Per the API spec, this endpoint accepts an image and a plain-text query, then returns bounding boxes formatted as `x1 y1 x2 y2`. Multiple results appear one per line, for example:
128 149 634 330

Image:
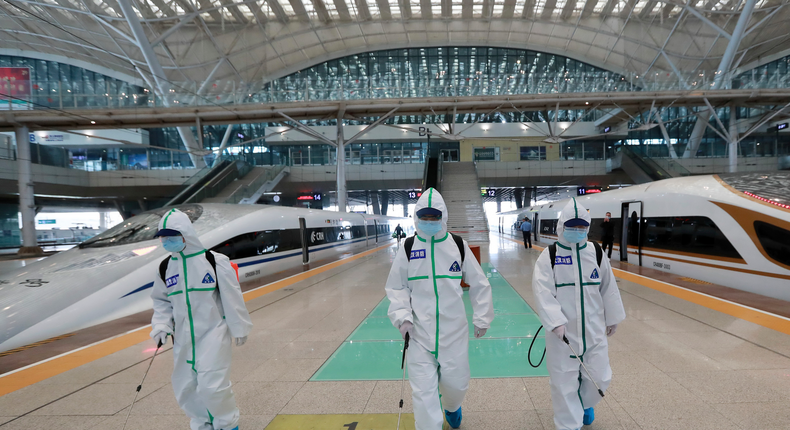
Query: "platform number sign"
408 190 421 199
481 188 496 197
777 123 788 131
313 193 322 201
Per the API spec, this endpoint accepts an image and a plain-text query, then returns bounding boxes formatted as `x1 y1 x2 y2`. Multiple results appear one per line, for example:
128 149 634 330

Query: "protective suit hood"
158 209 204 254
557 198 592 246
413 188 448 238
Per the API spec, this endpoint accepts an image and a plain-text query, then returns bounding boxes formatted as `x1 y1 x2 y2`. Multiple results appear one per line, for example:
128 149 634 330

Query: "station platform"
2 234 790 429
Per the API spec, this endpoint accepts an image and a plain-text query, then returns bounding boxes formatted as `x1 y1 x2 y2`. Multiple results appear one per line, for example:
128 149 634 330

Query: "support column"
213 124 235 167
402 194 409 217
99 211 108 230
117 0 205 169
729 103 739 173
336 111 347 212
15 125 42 256
514 188 523 209
381 190 389 215
371 192 381 215
683 0 757 158
496 193 502 213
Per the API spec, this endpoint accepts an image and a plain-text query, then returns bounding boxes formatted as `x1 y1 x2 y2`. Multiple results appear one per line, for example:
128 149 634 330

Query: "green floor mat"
311 262 548 381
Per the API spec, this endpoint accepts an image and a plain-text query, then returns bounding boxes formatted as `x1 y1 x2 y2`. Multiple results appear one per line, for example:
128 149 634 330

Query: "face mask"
418 220 443 237
563 228 587 244
162 236 186 253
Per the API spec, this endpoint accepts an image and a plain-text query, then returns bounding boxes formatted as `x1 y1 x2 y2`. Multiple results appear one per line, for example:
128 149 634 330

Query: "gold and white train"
495 172 790 302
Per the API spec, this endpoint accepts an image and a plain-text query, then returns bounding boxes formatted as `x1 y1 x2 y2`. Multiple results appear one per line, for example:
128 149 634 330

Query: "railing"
620 147 673 181
224 165 286 204
4 71 788 111
166 155 246 205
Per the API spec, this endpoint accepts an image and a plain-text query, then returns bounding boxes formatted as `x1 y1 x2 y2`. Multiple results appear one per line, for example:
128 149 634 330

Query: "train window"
643 216 741 259
754 221 790 266
590 218 621 243
80 204 202 248
540 219 558 236
211 229 299 259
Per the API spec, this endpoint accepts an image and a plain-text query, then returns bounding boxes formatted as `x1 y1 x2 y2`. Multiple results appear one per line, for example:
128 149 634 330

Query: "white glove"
606 324 618 337
399 321 413 340
150 329 169 347
474 326 487 338
552 325 566 341
235 336 248 347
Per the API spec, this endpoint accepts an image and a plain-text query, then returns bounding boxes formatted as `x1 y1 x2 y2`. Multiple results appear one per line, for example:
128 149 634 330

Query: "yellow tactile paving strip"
503 236 790 336
0 243 394 398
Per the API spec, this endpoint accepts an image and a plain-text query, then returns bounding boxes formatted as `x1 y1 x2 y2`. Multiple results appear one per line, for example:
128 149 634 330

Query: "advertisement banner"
0 67 31 101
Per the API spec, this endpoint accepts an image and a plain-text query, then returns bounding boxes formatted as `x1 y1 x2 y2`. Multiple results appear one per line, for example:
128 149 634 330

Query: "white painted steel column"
15 125 41 256
729 103 739 173
336 141 347 212
117 0 206 169
683 0 757 158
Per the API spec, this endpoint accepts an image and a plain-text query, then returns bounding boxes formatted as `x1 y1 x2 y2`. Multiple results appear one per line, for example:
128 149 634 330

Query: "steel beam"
213 124 235 166
684 0 756 158
150 11 200 46
116 0 205 168
6 89 790 132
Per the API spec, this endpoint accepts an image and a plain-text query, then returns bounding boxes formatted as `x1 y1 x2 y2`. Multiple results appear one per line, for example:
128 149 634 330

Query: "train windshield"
719 172 790 205
80 205 203 248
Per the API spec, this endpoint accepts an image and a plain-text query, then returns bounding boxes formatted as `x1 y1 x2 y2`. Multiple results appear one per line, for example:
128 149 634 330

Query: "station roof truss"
1 0 789 91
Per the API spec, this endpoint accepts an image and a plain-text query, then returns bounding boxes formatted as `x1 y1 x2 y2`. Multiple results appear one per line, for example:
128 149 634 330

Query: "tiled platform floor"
2 233 790 429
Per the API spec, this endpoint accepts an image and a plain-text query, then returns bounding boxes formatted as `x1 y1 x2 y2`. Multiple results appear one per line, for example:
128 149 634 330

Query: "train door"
619 201 643 265
374 220 379 243
299 217 309 264
533 213 539 242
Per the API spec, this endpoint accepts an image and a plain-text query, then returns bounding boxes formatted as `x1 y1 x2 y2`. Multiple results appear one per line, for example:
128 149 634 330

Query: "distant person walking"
600 212 615 258
520 218 532 249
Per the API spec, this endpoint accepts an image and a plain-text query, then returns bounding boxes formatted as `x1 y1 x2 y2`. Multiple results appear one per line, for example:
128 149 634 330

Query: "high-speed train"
494 172 790 302
0 204 411 353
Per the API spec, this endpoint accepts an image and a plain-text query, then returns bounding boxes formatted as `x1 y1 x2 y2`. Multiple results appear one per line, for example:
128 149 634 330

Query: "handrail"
224 164 286 204
620 147 671 181
165 155 247 206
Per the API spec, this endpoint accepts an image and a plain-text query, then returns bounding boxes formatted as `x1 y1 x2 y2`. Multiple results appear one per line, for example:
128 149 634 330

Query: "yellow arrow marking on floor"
265 414 418 430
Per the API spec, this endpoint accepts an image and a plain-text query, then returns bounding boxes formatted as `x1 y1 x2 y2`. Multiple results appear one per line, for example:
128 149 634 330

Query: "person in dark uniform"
395 223 405 246
520 217 532 249
600 212 615 258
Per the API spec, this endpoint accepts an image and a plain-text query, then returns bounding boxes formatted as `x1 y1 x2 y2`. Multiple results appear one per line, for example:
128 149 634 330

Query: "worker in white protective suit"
532 198 626 430
150 208 253 430
385 188 494 430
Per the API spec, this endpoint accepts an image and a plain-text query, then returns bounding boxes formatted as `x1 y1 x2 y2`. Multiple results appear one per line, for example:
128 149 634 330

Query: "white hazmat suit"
532 199 626 430
385 188 495 430
150 209 253 430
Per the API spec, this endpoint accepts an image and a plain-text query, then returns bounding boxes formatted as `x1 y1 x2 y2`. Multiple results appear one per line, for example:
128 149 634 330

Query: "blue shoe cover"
583 407 594 425
444 407 462 429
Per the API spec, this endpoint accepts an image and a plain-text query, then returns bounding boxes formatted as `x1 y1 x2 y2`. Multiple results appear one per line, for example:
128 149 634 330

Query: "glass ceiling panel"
387 0 400 17
366 0 380 17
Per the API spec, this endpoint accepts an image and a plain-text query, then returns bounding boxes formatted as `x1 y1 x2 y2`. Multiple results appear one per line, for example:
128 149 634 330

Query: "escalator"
165 155 251 206
617 147 674 184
